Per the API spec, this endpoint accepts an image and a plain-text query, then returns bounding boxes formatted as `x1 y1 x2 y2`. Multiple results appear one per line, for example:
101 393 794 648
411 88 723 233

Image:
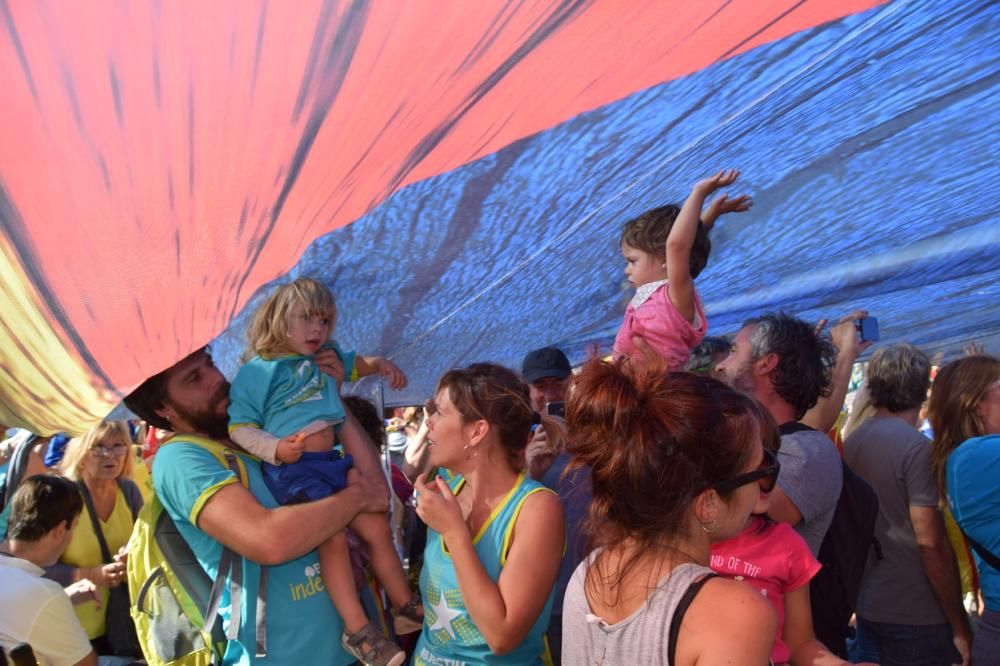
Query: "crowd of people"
1 170 998 666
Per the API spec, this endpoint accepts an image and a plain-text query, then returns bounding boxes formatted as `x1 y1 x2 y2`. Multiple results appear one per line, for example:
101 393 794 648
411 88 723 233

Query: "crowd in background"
1 170 999 666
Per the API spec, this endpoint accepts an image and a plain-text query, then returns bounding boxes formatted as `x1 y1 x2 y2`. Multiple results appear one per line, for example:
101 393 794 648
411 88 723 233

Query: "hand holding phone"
545 401 565 419
856 317 879 342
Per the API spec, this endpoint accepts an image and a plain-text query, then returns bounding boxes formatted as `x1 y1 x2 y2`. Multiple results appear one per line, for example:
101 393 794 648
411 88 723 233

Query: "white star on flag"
428 592 463 640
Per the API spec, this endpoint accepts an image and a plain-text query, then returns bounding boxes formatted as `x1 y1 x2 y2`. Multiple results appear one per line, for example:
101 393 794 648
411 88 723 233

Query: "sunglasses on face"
710 448 780 494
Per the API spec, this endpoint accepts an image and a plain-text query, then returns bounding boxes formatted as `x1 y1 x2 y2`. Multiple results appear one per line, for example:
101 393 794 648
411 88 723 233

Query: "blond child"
228 277 419 666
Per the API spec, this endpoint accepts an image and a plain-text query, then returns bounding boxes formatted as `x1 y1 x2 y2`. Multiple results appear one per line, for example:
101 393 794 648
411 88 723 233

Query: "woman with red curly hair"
561 360 778 664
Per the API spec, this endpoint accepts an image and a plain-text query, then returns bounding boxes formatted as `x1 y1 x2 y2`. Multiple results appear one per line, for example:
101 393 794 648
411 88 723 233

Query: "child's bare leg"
319 531 370 633
351 512 415 609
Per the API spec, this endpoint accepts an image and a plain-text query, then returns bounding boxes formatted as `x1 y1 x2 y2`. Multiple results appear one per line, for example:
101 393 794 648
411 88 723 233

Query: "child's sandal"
392 591 424 635
341 623 405 666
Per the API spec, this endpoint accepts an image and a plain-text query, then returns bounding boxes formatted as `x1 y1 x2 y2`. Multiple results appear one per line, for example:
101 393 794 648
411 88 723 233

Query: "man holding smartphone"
521 346 572 414
520 346 589 665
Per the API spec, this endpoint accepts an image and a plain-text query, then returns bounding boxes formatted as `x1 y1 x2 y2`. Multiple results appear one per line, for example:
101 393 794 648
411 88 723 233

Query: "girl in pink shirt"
613 169 750 369
711 478 875 666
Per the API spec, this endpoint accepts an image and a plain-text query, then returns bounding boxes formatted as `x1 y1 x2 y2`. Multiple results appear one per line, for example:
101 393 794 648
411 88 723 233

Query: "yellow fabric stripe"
228 422 260 433
473 473 527 546
439 473 528 557
0 237 117 435
189 477 238 525
500 486 556 566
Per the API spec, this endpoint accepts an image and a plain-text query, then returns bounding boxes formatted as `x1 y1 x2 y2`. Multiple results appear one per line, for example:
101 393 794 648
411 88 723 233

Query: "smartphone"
856 317 879 342
545 401 566 418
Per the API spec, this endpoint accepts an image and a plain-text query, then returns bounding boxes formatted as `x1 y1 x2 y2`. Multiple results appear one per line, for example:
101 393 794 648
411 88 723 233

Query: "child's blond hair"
245 277 336 360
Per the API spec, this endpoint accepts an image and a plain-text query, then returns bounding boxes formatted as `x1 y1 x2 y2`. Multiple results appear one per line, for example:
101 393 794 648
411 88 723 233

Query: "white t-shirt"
0 553 92 666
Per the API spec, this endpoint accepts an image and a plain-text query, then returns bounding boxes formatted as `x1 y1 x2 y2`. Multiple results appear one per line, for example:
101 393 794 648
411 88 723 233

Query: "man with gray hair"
716 311 842 554
844 344 972 665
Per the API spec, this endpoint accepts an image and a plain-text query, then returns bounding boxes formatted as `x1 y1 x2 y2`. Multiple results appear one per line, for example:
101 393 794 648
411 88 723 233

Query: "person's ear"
693 488 720 526
755 352 779 377
467 419 490 447
50 519 71 542
154 404 177 427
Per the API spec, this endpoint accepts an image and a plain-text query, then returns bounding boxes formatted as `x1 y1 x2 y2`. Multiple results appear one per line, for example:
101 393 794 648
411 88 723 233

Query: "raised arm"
701 190 752 230
356 355 408 390
402 417 433 483
802 310 872 433
668 169 740 321
416 478 565 655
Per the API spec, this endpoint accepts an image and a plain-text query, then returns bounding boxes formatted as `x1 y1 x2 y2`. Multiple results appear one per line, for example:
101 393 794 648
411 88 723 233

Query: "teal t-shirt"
152 438 353 665
415 473 557 665
228 343 356 439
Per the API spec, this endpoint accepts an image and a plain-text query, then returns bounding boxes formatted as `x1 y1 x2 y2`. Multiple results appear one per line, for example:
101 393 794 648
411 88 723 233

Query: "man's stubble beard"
170 382 232 440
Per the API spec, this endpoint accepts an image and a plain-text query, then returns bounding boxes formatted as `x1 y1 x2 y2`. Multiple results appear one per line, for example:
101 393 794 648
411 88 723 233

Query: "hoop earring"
701 519 718 534
463 443 479 460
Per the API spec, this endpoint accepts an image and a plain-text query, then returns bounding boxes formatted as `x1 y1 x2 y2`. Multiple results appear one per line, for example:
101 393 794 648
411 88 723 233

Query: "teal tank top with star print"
414 472 558 666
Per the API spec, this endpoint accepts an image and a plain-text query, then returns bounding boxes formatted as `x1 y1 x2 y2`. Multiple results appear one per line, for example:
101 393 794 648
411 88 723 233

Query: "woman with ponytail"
413 363 565 665
561 359 777 665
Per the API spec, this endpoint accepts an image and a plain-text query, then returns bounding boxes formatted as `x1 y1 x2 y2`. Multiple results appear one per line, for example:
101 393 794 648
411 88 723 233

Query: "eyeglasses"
93 443 129 457
710 448 780 494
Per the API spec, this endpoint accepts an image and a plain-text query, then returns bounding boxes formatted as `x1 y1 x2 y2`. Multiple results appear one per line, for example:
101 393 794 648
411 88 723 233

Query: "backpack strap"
117 478 143 522
161 438 268 658
779 421 816 436
667 573 718 665
1 434 37 512
963 531 1000 572
76 481 115 565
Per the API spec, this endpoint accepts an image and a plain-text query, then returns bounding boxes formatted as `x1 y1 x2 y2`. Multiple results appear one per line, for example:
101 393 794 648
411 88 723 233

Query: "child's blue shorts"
262 450 354 505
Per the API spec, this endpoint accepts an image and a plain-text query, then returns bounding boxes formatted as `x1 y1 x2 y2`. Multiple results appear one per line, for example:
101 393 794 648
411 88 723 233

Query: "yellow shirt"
131 454 153 503
60 487 135 639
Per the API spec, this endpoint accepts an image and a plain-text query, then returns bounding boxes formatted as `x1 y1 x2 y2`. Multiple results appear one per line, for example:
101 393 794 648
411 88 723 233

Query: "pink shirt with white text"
710 516 821 664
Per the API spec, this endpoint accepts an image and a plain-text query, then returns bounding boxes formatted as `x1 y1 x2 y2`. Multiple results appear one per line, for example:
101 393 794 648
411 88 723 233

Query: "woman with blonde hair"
46 419 143 657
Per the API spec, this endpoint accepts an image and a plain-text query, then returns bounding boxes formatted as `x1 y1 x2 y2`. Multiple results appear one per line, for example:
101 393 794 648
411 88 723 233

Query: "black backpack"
779 422 881 659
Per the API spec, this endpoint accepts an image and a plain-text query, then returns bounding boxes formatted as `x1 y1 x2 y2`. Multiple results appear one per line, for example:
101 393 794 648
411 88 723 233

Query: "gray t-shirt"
777 429 843 555
562 557 713 665
844 416 944 625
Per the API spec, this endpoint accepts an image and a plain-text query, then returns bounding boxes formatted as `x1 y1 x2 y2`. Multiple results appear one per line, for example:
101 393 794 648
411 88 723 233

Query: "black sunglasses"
710 448 780 494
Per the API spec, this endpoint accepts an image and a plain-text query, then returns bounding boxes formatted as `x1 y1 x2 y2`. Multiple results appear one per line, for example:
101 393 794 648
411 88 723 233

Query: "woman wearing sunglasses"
561 362 778 665
710 448 872 666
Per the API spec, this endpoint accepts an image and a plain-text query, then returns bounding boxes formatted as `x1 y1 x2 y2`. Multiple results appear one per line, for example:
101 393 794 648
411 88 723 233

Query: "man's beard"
721 360 755 394
170 382 231 440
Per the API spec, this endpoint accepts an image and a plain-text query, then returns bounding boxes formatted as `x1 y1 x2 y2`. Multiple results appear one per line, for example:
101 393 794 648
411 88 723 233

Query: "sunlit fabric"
1 0 997 432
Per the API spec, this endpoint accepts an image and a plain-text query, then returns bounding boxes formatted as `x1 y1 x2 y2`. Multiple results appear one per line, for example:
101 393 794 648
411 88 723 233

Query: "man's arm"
910 505 973 665
196 469 387 565
767 485 803 527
